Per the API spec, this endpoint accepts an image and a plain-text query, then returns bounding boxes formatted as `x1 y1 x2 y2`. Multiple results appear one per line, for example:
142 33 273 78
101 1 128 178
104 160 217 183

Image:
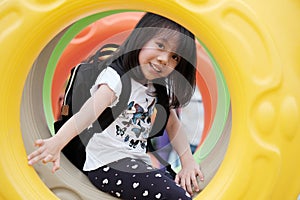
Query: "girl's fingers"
176 168 204 195
184 177 193 195
179 177 187 192
175 174 180 184
52 158 60 173
192 168 205 193
198 168 204 181
42 154 53 164
34 139 44 147
176 173 193 194
28 151 44 165
28 149 41 163
191 174 200 192
28 140 46 165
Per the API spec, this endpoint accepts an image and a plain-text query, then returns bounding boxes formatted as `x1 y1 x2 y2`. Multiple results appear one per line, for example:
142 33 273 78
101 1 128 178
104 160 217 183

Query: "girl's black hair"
102 12 197 108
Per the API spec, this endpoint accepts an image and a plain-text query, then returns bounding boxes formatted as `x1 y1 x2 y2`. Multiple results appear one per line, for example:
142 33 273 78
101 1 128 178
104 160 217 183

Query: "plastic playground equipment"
0 0 299 199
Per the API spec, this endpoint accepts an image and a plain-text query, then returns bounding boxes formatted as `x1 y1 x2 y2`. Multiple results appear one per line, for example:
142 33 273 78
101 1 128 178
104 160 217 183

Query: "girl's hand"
27 138 61 173
175 158 204 195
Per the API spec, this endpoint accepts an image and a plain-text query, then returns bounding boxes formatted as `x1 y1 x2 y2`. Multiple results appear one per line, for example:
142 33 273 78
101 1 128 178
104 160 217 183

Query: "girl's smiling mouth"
150 63 162 73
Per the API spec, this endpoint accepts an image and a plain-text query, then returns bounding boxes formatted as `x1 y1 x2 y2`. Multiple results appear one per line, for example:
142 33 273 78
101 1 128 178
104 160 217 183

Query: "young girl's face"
138 34 181 80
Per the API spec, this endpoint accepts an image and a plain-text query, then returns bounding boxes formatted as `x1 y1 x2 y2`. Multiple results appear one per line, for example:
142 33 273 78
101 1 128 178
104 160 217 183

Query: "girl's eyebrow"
156 37 168 43
156 37 178 52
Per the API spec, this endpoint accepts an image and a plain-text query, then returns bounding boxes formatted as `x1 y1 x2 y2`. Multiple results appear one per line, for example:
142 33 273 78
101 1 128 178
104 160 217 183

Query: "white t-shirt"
83 67 156 171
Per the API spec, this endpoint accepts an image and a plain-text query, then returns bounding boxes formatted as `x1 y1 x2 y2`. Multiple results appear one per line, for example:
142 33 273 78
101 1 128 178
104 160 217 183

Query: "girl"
28 12 204 199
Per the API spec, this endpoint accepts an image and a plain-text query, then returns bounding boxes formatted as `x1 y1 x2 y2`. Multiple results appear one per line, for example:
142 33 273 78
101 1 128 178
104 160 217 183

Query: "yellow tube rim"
0 1 300 199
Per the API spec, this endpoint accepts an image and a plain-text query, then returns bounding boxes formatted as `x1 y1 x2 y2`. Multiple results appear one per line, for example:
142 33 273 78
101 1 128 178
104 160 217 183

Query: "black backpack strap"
96 58 131 131
148 82 170 139
146 81 176 179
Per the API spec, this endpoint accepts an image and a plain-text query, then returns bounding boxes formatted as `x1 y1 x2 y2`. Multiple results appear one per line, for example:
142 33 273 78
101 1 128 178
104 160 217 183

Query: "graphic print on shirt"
116 125 126 136
115 98 156 150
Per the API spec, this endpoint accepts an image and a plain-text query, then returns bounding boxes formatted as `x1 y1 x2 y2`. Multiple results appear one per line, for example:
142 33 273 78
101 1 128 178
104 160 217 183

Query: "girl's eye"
172 54 180 62
157 43 165 49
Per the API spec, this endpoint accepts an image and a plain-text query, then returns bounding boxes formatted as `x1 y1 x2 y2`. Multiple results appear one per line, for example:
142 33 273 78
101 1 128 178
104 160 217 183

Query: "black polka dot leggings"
87 157 192 200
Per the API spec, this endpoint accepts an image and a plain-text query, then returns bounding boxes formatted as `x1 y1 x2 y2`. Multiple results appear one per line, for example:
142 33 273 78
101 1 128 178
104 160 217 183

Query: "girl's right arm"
27 84 117 173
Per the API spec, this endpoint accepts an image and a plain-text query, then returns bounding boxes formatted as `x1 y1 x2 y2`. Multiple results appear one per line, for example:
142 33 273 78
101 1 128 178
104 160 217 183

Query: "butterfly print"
121 119 132 127
128 98 156 125
129 139 139 148
127 101 135 112
140 141 147 149
131 126 146 138
116 125 126 136
124 135 130 142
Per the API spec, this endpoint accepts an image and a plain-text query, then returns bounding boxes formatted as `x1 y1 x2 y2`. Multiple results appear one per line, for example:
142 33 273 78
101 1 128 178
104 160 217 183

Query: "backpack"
54 44 175 178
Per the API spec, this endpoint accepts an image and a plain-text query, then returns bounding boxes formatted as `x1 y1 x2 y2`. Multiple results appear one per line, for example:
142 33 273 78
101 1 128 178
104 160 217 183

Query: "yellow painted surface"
0 0 299 199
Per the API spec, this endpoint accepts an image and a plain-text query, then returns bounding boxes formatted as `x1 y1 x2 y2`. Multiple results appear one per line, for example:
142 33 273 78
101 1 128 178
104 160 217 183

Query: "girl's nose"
157 52 169 65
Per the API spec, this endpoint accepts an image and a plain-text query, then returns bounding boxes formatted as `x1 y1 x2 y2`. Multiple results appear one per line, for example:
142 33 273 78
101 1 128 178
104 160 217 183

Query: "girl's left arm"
166 109 204 195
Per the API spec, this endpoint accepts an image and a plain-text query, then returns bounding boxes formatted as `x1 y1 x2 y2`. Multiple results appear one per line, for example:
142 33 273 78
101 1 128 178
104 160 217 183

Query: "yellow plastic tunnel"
0 0 300 199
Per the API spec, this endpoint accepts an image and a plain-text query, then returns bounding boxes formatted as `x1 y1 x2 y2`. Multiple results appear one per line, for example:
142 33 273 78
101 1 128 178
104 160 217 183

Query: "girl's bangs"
155 28 195 59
